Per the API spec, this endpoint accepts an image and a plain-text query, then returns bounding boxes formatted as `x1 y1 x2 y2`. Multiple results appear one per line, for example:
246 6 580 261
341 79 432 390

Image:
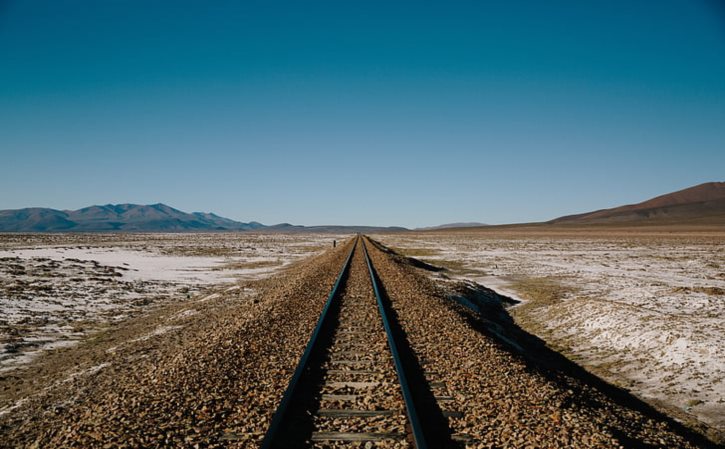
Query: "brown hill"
550 182 725 225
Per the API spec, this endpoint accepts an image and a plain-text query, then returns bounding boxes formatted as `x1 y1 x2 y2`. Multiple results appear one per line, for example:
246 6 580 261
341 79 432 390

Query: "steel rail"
361 237 430 449
260 236 358 449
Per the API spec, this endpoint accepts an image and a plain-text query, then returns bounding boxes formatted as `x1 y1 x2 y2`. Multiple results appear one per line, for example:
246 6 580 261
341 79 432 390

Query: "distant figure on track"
333 240 336 248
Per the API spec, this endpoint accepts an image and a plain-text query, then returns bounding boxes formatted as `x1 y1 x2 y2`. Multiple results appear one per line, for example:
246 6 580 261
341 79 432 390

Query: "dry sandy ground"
0 233 344 376
373 229 724 438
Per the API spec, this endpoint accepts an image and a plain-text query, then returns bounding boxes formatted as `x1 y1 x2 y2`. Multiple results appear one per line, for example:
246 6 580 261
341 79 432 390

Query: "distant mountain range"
416 222 488 231
2 182 723 232
0 204 264 232
415 182 725 232
549 182 725 225
0 203 407 233
264 224 408 233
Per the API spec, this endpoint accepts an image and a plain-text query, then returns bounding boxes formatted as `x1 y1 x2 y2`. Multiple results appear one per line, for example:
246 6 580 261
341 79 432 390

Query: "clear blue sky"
1 1 724 227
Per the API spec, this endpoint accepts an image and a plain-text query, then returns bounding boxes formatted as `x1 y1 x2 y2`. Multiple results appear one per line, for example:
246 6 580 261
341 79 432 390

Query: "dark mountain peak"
149 203 179 212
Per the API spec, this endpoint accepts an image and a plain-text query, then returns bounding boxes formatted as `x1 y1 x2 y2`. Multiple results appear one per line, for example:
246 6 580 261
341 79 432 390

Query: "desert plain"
0 227 722 446
374 226 724 440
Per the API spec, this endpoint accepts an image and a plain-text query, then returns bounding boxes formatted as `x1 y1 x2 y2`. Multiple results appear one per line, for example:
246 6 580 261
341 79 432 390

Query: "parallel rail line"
259 236 357 449
260 236 456 448
362 238 427 449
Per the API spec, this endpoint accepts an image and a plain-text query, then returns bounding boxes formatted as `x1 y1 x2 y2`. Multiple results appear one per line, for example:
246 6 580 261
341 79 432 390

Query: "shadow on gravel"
370 241 445 273
446 282 722 448
367 259 460 448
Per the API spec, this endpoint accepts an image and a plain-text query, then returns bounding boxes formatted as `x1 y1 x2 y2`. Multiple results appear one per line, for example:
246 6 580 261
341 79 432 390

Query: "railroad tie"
325 369 381 375
311 432 406 442
321 393 358 401
325 381 379 388
317 409 396 418
330 360 377 365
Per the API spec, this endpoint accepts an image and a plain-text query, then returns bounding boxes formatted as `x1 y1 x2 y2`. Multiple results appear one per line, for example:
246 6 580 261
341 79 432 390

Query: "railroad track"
261 236 458 448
